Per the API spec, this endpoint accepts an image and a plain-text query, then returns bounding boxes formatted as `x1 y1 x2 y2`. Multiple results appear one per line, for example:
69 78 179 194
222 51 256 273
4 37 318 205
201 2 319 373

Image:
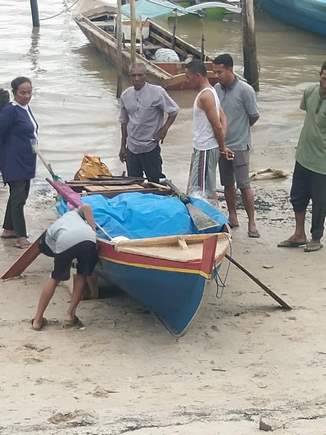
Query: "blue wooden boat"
50 178 231 336
96 231 230 336
259 0 326 37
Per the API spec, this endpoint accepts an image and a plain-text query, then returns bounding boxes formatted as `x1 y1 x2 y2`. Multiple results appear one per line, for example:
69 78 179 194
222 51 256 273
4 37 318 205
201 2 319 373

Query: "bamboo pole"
30 0 40 27
200 17 205 62
242 0 259 91
130 0 137 66
116 0 123 98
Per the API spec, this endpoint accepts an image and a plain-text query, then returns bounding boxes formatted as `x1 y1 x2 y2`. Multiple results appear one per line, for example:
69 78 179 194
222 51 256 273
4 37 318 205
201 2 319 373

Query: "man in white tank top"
185 60 234 205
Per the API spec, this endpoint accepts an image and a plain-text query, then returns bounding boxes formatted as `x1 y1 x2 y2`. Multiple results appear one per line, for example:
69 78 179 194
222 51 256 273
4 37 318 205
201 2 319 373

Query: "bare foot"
283 234 307 243
228 213 239 228
248 222 260 238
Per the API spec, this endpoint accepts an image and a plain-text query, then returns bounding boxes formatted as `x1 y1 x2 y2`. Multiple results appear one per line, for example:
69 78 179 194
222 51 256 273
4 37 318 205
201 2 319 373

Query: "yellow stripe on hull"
99 255 212 280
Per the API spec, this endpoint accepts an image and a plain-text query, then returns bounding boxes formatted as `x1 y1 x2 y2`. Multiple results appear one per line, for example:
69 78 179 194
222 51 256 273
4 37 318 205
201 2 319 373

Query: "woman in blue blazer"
0 77 38 249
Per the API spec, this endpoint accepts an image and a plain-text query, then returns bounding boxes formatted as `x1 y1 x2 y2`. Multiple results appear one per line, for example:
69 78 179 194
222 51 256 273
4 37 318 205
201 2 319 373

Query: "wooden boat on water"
258 0 326 38
57 178 231 336
74 5 219 90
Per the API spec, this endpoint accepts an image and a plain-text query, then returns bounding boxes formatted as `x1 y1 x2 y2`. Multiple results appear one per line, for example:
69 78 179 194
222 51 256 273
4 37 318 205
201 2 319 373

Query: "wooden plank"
1 234 42 279
84 183 144 192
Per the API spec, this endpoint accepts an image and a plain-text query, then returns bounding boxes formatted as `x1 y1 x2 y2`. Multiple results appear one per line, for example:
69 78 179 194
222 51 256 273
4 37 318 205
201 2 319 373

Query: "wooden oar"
1 234 43 279
164 180 218 231
225 253 292 310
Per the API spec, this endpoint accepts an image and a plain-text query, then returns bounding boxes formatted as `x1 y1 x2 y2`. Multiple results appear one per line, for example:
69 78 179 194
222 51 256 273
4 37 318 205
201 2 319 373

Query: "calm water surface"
0 0 325 187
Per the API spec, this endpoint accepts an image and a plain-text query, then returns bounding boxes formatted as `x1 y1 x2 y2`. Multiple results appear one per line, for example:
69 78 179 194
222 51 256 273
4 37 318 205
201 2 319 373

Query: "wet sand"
1 1 326 433
1 178 326 435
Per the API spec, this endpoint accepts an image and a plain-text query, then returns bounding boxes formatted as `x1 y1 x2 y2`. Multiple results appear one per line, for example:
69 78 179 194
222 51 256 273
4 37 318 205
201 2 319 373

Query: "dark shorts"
40 237 98 281
126 145 163 182
219 149 250 189
290 161 326 212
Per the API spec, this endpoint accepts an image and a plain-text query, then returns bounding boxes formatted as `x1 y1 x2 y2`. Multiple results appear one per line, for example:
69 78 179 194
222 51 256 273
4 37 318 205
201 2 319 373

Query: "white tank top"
193 87 221 151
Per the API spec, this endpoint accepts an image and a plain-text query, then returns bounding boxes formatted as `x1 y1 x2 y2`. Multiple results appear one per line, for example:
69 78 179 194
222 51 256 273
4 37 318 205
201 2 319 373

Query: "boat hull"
96 234 227 336
74 11 219 90
259 0 326 37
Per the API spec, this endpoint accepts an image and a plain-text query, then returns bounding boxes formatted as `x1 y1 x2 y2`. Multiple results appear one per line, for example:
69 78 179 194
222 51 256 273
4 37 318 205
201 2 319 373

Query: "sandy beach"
1 178 326 435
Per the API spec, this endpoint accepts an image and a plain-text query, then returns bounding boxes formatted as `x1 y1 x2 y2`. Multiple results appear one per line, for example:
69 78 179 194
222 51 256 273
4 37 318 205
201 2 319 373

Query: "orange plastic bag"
74 154 113 180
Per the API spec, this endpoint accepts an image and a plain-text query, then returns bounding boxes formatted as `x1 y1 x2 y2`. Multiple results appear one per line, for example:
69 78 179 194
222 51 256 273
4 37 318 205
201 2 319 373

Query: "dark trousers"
126 145 163 183
290 162 326 240
3 180 30 237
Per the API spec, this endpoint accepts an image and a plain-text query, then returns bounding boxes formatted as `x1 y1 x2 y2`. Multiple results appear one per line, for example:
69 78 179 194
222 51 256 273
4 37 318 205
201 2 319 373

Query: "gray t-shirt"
214 78 259 151
119 82 179 154
45 210 96 254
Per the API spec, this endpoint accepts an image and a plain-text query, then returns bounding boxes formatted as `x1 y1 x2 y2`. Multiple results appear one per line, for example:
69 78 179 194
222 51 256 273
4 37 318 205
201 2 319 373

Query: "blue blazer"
0 102 38 182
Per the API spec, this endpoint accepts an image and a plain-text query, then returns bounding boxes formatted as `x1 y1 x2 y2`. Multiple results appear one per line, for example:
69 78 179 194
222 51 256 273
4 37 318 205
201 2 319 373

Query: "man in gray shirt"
213 54 260 238
119 63 179 182
32 205 97 331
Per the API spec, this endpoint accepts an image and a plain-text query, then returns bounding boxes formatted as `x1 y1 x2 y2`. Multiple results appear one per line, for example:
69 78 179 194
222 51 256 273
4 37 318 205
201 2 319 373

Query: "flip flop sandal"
15 240 31 249
63 316 84 329
304 241 323 252
31 317 48 331
277 240 306 248
248 230 261 238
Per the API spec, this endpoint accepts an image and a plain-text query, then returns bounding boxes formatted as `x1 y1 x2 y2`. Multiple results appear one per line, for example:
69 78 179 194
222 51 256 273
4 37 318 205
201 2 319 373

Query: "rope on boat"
214 237 232 299
40 0 81 21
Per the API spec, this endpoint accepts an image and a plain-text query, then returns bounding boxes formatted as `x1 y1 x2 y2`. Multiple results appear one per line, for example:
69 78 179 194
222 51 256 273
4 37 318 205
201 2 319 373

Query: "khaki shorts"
187 148 219 198
219 149 250 189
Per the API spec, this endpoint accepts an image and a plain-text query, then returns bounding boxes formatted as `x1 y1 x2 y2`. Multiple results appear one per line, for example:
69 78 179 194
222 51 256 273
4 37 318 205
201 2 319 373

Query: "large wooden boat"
259 0 326 38
74 5 219 90
1 177 231 336
55 178 231 336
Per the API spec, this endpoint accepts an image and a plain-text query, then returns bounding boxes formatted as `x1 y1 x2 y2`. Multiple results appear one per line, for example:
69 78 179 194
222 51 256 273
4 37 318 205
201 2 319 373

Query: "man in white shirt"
119 63 179 182
185 60 233 205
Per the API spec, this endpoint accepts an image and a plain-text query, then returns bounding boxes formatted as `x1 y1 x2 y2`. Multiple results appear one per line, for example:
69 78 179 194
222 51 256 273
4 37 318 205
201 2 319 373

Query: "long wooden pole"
30 0 40 27
130 0 137 66
242 0 259 91
225 254 292 310
116 0 123 98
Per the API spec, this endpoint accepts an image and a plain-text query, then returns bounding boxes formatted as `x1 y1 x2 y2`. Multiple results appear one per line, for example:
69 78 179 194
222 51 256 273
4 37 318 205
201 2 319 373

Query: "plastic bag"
74 154 112 180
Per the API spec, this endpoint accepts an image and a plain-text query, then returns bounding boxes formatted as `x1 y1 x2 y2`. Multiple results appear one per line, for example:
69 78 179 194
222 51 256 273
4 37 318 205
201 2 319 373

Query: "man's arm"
119 97 129 162
153 89 179 143
119 123 128 162
79 205 96 231
243 85 260 127
199 91 234 160
153 111 177 143
249 114 259 127
219 106 228 136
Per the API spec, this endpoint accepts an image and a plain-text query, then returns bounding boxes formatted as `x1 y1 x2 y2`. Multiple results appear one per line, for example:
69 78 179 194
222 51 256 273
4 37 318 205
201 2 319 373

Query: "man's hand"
119 146 127 163
220 147 235 160
153 126 168 144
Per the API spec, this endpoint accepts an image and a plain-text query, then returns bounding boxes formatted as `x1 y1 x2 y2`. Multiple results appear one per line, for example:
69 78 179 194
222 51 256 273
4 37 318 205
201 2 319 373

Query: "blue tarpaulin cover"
57 193 228 240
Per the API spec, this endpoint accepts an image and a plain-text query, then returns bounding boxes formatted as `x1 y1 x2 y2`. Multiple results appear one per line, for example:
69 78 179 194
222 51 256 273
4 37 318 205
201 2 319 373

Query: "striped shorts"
187 148 219 198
